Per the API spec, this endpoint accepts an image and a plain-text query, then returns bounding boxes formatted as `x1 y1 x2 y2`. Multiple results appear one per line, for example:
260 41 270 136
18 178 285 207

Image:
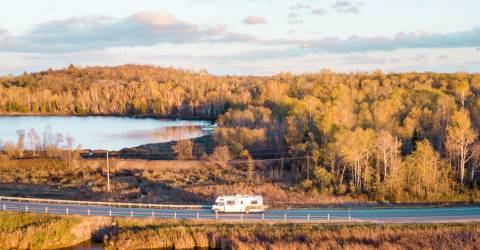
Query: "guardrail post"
196 212 199 220
45 207 48 213
328 213 330 221
262 213 265 221
240 213 243 221
66 207 69 215
130 210 133 217
215 211 218 220
25 206 28 212
348 208 351 222
88 209 90 216
284 213 286 221
307 214 310 221
174 212 177 219
109 210 112 217
3 204 5 211
152 211 154 218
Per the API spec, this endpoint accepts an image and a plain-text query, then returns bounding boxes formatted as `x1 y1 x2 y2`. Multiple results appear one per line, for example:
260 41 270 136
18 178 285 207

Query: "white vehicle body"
211 195 266 213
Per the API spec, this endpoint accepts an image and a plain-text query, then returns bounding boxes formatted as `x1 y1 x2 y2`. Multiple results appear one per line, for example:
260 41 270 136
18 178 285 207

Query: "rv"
211 195 266 213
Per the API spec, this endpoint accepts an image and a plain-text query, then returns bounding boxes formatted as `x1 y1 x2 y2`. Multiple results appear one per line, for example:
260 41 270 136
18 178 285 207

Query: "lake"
0 116 212 150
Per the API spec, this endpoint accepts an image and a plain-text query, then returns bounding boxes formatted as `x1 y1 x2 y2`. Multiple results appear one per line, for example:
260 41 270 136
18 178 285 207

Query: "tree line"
2 65 480 202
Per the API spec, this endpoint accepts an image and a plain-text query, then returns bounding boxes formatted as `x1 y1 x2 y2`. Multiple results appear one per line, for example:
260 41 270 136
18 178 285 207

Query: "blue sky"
0 0 479 75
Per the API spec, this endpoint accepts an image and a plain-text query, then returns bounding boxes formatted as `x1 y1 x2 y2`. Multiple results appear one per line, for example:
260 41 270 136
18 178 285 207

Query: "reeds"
105 219 480 250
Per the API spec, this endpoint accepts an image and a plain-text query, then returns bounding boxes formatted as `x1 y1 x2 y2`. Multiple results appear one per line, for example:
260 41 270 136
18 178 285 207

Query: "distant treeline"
2 65 480 202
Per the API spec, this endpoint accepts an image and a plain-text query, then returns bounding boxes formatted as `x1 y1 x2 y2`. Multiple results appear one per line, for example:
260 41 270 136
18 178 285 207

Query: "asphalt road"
1 200 480 223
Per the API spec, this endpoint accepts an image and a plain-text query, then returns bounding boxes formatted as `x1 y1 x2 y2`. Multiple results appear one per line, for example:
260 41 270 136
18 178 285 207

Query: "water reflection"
0 116 212 150
58 240 104 250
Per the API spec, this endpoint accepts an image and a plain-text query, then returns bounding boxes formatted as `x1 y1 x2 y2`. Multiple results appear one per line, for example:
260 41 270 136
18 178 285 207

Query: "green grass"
0 212 84 250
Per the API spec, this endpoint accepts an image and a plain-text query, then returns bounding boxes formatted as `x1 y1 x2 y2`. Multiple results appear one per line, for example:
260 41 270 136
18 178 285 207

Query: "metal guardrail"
0 203 359 223
0 196 211 209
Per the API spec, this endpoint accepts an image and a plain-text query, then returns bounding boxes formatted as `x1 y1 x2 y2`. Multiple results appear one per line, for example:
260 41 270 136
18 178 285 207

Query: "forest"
1 64 480 203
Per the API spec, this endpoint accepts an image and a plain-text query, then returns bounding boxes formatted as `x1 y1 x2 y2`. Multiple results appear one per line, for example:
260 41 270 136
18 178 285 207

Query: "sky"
0 0 479 75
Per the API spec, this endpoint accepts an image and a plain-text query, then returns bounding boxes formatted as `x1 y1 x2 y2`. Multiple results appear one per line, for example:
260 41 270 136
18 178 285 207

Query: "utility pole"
107 151 111 192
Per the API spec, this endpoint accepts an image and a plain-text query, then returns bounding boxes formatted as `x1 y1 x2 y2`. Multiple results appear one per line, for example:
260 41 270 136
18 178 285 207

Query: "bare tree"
28 128 40 156
16 130 25 158
469 143 480 184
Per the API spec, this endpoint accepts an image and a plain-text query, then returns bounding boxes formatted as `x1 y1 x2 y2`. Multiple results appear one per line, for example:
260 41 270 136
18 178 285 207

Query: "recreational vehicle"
211 195 266 213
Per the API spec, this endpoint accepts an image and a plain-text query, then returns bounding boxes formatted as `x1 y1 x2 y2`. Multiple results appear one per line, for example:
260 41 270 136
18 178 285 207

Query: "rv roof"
217 195 262 199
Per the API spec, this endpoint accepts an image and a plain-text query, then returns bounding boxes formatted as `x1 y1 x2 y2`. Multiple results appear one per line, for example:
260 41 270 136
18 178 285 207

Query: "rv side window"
251 200 258 205
226 200 235 205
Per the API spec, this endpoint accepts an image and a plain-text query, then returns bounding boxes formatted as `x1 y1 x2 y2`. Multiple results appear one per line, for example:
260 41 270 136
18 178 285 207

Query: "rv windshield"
216 202 224 206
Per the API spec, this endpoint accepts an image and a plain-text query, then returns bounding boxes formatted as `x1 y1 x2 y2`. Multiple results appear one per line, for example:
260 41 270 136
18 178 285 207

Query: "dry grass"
1 157 476 206
1 211 478 250
104 219 480 250
0 158 361 206
0 212 104 249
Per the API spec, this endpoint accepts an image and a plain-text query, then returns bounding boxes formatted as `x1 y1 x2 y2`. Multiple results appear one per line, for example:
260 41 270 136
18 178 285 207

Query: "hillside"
1 65 480 203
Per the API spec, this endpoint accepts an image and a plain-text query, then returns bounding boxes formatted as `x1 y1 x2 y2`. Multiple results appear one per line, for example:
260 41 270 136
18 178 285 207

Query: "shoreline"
0 112 219 122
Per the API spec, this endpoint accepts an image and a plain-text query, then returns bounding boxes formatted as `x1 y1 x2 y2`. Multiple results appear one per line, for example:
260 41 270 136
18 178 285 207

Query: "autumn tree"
446 109 476 185
172 139 194 160
452 80 470 107
336 128 375 191
239 149 255 181
404 140 452 200
2 141 16 157
210 145 231 168
375 130 401 182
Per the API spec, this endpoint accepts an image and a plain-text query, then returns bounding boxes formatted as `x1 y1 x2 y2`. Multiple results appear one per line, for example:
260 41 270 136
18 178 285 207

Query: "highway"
1 200 480 223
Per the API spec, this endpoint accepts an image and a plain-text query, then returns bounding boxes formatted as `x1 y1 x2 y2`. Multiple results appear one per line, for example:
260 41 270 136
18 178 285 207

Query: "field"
0 157 372 207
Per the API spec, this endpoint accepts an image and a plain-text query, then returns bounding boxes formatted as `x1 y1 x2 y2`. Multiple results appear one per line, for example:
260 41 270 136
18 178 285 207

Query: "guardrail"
0 202 359 223
0 196 211 210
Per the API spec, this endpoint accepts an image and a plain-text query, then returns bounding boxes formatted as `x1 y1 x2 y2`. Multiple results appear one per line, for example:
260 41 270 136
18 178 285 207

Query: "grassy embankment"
1 211 479 250
0 211 109 249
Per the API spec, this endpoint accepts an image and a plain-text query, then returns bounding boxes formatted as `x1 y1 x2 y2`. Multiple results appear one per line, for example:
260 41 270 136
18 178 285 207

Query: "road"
1 200 480 223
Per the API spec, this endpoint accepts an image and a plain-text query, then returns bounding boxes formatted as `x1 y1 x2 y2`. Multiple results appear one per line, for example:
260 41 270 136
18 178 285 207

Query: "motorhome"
211 195 266 213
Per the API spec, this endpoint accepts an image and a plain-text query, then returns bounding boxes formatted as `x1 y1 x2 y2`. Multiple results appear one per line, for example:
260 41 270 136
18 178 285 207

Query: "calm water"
0 116 212 150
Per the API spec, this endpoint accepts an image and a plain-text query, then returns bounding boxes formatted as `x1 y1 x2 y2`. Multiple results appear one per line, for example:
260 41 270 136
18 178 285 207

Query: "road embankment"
2 211 479 250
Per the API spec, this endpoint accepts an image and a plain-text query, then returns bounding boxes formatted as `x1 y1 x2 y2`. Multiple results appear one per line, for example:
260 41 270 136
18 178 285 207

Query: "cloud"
0 11 256 53
242 16 268 25
311 8 328 16
332 1 360 14
1 10 479 61
288 12 299 19
305 28 480 53
287 11 304 25
264 28 480 54
288 19 304 25
290 4 310 10
0 29 8 46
